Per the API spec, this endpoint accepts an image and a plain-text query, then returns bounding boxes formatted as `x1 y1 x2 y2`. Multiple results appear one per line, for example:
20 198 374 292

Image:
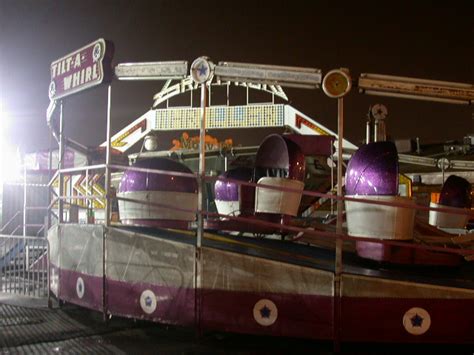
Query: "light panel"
359 73 474 104
115 61 188 80
215 62 322 89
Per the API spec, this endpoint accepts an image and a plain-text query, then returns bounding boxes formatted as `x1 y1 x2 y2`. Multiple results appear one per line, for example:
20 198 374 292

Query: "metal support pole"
195 82 207 335
197 83 206 247
47 127 53 230
103 84 112 321
23 164 27 236
334 97 344 351
58 101 64 223
105 85 112 227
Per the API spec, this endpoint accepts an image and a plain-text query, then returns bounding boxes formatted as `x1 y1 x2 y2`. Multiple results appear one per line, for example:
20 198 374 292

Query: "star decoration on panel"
253 299 278 326
190 57 213 84
260 305 271 319
140 289 158 315
410 313 424 327
198 64 208 77
403 307 431 335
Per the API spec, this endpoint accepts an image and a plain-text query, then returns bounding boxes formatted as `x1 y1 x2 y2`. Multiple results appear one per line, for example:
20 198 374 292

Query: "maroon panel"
107 279 195 326
201 289 333 340
283 134 335 156
342 297 474 343
59 268 103 311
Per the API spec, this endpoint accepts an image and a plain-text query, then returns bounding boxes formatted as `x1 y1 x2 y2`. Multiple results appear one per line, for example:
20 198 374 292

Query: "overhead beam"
114 61 188 80
215 62 322 89
358 73 474 104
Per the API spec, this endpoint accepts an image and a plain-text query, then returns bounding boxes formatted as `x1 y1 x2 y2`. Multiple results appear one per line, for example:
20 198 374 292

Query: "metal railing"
0 235 49 297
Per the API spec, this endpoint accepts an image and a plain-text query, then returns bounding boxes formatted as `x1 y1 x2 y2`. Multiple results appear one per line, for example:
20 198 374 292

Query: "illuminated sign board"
115 61 188 80
49 38 114 100
153 104 285 130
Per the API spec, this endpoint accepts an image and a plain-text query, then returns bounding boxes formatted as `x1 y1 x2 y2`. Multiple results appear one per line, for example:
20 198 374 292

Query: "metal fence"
0 235 48 297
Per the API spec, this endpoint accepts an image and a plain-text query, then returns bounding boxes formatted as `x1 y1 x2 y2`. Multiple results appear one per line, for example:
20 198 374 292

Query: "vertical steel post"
197 83 206 248
58 101 64 223
334 96 344 351
103 84 112 321
23 163 27 236
195 82 207 334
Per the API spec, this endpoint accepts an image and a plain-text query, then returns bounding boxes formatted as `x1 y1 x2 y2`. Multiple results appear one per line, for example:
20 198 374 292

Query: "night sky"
0 0 472 154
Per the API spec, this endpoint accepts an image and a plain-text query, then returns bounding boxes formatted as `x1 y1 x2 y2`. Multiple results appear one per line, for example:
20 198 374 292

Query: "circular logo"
76 277 85 299
437 157 451 170
322 69 352 98
403 307 431 335
92 43 102 62
48 81 56 99
140 289 157 314
190 57 213 84
253 299 278 326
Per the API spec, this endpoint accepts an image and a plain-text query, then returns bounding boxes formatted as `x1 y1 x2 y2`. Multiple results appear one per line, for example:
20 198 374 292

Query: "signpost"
47 38 115 320
49 38 114 100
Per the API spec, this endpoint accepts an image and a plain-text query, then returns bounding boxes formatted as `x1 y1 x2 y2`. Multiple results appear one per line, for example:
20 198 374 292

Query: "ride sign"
49 38 114 100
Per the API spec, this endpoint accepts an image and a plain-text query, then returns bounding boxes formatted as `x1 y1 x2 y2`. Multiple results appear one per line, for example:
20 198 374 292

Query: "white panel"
215 200 240 216
106 227 195 286
428 202 469 229
255 177 304 216
202 247 334 296
345 195 416 240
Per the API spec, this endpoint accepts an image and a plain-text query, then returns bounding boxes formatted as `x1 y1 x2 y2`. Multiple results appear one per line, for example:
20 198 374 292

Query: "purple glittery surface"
119 158 197 193
439 175 472 208
345 141 399 196
214 167 253 201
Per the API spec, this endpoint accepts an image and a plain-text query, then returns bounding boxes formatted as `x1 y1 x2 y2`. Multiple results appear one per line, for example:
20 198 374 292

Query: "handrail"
47 163 107 186
0 211 22 233
36 225 45 237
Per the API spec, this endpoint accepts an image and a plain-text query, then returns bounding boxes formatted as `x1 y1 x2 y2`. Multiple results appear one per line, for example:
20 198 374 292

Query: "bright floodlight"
0 112 22 183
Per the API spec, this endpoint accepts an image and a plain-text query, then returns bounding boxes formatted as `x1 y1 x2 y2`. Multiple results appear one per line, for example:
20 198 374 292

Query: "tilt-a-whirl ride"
46 39 474 345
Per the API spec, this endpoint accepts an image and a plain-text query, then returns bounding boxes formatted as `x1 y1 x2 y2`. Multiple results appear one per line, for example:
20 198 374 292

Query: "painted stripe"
342 274 474 299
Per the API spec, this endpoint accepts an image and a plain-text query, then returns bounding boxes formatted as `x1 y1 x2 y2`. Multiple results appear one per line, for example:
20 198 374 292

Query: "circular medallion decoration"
437 157 451 171
92 43 102 62
322 69 352 98
48 81 56 99
253 299 278 326
140 289 157 315
371 103 388 120
190 57 213 84
402 307 431 335
76 277 85 299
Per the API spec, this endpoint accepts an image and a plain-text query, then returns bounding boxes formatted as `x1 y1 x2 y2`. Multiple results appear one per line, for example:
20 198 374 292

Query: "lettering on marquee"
49 38 114 100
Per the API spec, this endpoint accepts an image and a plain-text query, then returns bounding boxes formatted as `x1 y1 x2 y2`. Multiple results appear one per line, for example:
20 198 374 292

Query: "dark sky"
0 0 473 153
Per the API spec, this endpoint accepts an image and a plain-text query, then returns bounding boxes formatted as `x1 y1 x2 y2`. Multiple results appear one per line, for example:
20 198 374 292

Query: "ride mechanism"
45 38 474 346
